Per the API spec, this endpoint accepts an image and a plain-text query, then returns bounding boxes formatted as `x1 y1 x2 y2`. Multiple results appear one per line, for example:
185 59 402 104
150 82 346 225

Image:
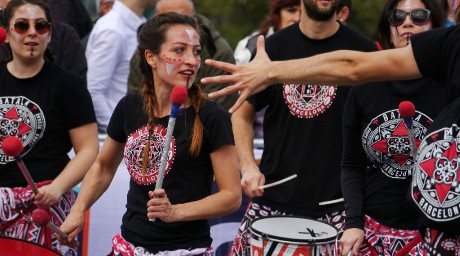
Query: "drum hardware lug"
20 210 33 224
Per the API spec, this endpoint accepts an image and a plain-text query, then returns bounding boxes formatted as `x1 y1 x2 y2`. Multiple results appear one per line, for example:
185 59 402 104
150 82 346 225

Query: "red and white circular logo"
363 109 432 179
124 124 176 185
412 124 460 222
283 84 336 118
0 96 45 164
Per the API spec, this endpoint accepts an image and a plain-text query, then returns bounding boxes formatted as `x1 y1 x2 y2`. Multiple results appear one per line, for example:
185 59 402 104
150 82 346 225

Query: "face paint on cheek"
10 29 21 42
166 63 175 75
422 24 430 32
162 54 182 76
162 54 183 64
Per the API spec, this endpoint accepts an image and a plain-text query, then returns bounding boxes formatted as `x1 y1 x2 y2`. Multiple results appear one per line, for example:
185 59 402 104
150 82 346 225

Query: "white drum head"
249 216 337 245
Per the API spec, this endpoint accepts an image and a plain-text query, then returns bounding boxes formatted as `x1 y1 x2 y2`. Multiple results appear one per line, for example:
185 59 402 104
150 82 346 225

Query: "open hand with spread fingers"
201 35 274 113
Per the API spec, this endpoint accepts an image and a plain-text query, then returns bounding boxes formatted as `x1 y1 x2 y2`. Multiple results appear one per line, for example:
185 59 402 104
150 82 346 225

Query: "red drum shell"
0 236 60 256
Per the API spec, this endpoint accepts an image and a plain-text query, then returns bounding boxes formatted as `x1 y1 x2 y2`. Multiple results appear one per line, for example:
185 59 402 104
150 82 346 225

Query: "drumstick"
2 136 39 194
318 198 344 206
258 174 297 189
32 209 79 247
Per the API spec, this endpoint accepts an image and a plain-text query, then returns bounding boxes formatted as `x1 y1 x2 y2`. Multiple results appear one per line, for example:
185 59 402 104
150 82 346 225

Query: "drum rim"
249 215 338 245
0 235 61 255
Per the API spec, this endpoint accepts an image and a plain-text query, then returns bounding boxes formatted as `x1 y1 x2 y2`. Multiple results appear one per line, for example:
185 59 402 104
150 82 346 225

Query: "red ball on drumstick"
32 209 76 245
398 101 418 159
0 27 6 45
1 136 40 194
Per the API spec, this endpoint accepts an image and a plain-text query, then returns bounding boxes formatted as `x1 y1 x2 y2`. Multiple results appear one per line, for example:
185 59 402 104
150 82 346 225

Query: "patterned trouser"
229 202 345 256
422 228 460 255
334 215 422 256
110 233 215 256
0 182 77 256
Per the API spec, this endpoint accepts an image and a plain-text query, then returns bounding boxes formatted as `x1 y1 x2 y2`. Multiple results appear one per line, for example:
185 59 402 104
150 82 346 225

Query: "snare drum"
249 216 337 256
0 236 61 255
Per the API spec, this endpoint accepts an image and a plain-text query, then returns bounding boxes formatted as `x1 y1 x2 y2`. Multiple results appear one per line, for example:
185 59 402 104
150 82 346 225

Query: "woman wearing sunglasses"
0 0 98 254
337 0 445 255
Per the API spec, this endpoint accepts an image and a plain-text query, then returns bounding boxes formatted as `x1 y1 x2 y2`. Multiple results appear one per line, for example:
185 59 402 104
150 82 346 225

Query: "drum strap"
363 239 379 256
393 234 423 256
0 204 37 232
0 181 51 232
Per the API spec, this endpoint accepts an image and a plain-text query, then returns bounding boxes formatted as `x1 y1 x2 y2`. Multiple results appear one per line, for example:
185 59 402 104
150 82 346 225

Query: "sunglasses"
12 20 51 35
388 8 431 26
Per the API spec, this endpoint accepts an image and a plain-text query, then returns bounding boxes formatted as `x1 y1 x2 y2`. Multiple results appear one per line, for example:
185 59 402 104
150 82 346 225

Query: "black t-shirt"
410 25 460 233
249 22 378 217
342 79 447 230
107 94 234 252
0 61 96 187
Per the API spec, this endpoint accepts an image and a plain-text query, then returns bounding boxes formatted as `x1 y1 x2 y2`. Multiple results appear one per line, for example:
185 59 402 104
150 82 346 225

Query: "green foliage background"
195 0 388 49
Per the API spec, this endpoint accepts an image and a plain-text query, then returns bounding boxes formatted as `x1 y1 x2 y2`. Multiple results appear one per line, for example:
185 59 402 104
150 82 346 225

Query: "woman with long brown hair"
59 12 241 255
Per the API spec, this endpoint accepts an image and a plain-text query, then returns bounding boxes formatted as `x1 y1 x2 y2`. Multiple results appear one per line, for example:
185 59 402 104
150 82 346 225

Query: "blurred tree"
347 0 387 40
195 0 387 49
196 0 269 49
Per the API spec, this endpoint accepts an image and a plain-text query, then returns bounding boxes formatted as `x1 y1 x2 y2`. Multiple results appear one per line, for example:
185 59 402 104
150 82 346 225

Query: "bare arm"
231 102 265 198
58 136 124 244
33 123 99 208
202 35 422 113
147 144 242 221
69 137 124 213
271 45 421 85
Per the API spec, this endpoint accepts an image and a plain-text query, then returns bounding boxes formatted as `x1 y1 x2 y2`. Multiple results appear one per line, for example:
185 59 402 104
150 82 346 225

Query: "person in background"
0 0 88 82
437 0 459 26
229 0 378 255
80 0 114 49
58 12 241 255
127 0 238 112
201 0 460 254
46 0 93 39
234 0 301 66
338 0 446 255
0 0 98 255
233 0 301 139
86 0 156 133
99 0 114 16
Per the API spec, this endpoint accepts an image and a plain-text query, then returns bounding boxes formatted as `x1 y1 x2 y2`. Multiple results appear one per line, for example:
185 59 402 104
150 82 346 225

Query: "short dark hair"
338 0 351 12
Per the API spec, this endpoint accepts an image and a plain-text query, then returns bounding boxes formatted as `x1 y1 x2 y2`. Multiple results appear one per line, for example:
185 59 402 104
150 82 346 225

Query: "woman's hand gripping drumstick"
241 163 298 198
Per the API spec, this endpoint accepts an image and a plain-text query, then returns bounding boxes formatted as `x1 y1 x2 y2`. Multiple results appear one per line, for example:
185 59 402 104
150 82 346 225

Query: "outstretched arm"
58 137 124 245
202 35 422 113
